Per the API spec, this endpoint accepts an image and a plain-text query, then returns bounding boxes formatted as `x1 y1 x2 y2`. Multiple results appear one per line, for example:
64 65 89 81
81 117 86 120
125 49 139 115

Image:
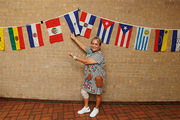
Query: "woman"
67 33 106 117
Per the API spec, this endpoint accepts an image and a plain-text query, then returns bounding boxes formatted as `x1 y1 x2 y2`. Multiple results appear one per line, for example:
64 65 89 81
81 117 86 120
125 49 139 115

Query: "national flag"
79 11 96 38
97 18 114 44
134 27 151 51
45 18 63 43
64 10 80 35
154 29 169 52
0 28 5 50
115 23 133 48
171 30 180 52
8 27 25 50
26 23 44 48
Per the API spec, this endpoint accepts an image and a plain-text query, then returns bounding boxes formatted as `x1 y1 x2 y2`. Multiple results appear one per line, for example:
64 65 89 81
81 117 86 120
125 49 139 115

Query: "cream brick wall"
0 0 179 101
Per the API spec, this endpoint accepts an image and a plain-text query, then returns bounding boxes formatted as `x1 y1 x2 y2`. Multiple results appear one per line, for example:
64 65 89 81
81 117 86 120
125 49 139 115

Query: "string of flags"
0 9 179 52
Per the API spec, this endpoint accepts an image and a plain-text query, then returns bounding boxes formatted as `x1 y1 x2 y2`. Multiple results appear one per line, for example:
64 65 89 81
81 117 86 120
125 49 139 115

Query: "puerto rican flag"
97 18 114 44
64 10 80 35
115 23 133 48
26 23 44 48
79 11 96 38
45 18 63 43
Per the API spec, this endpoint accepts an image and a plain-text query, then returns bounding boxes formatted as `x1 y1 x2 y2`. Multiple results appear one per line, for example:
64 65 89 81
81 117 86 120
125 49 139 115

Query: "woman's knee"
96 94 101 98
81 89 89 99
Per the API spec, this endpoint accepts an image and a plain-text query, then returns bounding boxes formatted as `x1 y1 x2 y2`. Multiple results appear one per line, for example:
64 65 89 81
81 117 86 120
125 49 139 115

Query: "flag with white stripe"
97 18 114 44
45 18 63 43
26 23 44 48
64 10 80 35
171 30 180 52
115 23 133 48
134 27 151 51
79 11 96 38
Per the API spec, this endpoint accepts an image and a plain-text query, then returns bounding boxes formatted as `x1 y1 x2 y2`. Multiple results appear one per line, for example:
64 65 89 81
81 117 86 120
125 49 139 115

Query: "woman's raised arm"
70 33 86 51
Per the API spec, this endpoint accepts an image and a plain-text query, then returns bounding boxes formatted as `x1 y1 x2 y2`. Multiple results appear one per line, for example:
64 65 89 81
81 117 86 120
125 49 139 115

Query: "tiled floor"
0 99 179 120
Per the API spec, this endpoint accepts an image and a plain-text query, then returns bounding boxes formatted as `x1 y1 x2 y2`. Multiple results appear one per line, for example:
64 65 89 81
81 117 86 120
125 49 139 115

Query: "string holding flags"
0 8 179 52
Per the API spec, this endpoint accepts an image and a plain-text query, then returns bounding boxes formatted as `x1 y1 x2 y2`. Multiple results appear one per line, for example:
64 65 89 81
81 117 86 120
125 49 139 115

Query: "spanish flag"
8 27 25 50
154 29 169 52
0 28 5 50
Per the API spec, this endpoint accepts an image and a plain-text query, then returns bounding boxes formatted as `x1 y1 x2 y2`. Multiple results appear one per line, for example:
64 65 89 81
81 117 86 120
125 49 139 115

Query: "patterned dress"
82 46 106 95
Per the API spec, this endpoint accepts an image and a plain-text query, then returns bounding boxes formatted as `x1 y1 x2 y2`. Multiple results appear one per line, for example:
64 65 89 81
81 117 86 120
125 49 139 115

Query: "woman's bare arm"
70 33 86 51
67 51 97 65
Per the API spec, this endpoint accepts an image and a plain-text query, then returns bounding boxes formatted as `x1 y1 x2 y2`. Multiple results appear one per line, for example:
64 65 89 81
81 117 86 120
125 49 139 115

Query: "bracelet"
73 56 77 60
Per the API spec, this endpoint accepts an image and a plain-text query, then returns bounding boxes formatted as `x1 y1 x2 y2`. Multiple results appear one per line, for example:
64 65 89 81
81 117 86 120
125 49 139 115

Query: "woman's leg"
81 89 89 107
84 98 89 107
77 89 90 114
95 94 102 108
90 94 101 117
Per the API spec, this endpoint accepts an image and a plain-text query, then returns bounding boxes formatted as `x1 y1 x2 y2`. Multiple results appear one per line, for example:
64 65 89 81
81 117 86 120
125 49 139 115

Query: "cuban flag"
171 30 180 52
45 18 63 43
154 29 169 52
26 23 44 48
134 27 151 51
115 23 133 48
64 10 80 35
79 11 96 38
97 18 114 44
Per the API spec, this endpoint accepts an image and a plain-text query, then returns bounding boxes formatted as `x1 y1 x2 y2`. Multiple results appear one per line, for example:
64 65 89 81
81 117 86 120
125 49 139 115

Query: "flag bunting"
0 9 179 52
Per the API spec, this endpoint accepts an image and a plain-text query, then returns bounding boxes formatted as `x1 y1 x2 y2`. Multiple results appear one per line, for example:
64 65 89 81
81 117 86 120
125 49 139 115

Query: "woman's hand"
67 51 74 58
70 33 76 41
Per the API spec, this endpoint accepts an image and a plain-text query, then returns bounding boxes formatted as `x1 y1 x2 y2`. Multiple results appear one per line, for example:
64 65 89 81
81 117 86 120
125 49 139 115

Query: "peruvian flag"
115 23 133 48
45 18 63 43
79 11 96 38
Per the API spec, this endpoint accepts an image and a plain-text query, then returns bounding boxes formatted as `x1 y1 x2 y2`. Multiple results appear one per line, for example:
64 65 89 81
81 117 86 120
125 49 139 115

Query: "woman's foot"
90 107 99 117
77 106 90 114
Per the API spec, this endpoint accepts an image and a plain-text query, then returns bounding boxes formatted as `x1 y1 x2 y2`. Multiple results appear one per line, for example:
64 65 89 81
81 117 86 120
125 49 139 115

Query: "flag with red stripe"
79 11 96 38
115 23 133 48
8 26 25 50
96 18 114 44
45 18 63 43
26 23 44 48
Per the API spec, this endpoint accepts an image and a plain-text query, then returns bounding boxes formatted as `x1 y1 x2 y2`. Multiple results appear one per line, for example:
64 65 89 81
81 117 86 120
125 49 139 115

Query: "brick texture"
0 0 179 101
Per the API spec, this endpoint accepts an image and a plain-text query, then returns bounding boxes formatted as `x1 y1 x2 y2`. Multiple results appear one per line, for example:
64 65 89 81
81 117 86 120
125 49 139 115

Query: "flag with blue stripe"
97 18 114 44
134 27 151 51
154 29 169 52
171 30 180 52
79 11 96 38
26 23 44 48
64 10 80 35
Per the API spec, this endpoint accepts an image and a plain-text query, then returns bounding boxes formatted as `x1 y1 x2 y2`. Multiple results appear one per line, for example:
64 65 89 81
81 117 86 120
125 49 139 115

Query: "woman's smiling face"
91 39 101 52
